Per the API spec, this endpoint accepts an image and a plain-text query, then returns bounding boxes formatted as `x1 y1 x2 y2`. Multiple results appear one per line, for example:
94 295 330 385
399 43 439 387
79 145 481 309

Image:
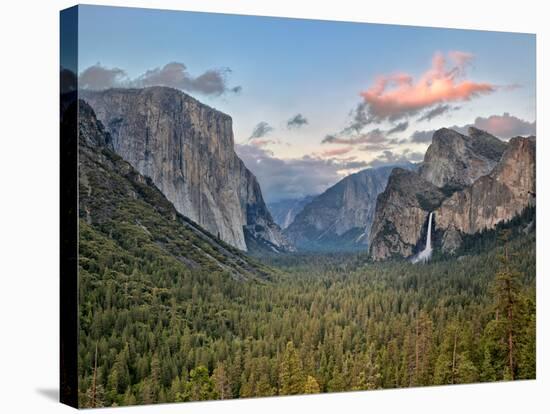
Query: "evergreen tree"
279 341 304 395
303 376 321 394
212 363 232 400
184 366 216 401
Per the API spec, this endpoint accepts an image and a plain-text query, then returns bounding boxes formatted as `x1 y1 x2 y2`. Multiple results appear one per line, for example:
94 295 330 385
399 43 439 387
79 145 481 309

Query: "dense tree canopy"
78 216 535 407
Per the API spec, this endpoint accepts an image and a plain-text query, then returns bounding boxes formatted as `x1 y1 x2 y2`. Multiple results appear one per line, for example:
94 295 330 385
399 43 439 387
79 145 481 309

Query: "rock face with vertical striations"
74 99 272 280
368 168 446 260
369 125 535 260
81 87 292 252
435 136 535 252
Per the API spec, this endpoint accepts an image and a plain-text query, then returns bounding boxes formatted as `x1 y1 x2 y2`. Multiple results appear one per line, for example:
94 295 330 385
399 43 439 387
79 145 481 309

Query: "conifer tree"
279 341 304 395
304 375 321 394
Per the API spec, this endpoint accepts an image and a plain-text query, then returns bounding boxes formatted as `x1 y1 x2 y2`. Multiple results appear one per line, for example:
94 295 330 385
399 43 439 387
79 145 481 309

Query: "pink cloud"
249 138 276 148
473 112 535 138
359 51 495 122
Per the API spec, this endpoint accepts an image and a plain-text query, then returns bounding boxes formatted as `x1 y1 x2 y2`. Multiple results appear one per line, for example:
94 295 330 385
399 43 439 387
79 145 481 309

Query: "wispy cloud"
319 147 354 157
417 104 459 122
387 121 409 135
287 113 309 129
249 121 274 140
368 149 424 168
322 128 387 145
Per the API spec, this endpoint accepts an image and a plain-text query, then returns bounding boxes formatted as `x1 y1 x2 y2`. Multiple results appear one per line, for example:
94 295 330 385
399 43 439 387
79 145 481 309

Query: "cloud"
368 149 424 168
249 122 274 139
249 138 277 148
417 104 459 122
235 144 368 202
343 101 370 134
410 112 536 144
387 121 409 135
78 61 241 96
79 63 128 90
410 130 435 144
356 51 495 124
135 62 239 96
322 128 387 145
319 147 354 157
287 113 309 129
472 113 536 138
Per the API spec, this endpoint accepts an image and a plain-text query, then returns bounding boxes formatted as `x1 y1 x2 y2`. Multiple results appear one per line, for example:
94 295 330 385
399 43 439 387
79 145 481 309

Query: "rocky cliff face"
75 99 271 280
419 127 507 189
435 136 536 252
284 165 412 251
81 87 291 252
368 168 446 260
369 126 535 260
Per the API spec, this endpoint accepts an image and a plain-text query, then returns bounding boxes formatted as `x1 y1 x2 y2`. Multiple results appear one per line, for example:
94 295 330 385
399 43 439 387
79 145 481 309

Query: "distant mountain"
74 99 271 280
268 195 316 229
369 127 535 260
81 87 292 253
284 164 416 251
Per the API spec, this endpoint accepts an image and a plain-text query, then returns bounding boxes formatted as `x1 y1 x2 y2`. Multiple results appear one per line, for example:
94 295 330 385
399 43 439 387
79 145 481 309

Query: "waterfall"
412 212 434 263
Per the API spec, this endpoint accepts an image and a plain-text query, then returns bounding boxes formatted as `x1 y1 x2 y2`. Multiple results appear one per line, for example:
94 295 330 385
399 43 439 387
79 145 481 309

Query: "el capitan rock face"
75 99 270 280
368 168 446 260
284 165 410 251
81 87 291 252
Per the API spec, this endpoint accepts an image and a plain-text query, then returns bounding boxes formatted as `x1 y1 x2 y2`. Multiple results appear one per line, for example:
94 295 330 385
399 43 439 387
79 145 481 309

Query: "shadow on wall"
36 388 59 402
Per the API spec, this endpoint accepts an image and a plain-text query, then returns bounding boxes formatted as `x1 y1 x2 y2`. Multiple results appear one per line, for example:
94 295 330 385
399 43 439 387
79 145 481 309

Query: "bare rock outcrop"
81 87 292 252
419 127 507 189
368 168 446 260
435 136 535 251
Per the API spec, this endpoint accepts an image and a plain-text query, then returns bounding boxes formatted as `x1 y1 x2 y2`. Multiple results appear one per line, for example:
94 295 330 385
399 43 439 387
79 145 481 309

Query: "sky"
76 5 536 202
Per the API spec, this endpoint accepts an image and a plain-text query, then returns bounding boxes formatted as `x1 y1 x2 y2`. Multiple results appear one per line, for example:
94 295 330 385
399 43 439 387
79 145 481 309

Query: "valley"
72 87 536 407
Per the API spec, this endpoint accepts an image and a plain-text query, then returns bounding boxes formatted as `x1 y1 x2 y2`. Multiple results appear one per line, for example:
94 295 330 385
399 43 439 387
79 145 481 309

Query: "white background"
0 0 547 412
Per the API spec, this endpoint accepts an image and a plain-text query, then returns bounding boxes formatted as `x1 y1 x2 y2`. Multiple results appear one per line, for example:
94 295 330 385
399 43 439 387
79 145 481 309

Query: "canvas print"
60 5 536 408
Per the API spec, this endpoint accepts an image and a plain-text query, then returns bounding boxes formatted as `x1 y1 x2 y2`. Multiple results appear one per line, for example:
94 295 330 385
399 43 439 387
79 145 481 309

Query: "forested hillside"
78 225 535 406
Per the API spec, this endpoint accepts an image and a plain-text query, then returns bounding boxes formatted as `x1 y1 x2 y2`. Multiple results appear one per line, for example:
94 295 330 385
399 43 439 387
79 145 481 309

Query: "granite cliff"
74 99 271 280
435 136 536 252
369 127 535 260
419 127 507 189
81 87 291 253
368 168 446 260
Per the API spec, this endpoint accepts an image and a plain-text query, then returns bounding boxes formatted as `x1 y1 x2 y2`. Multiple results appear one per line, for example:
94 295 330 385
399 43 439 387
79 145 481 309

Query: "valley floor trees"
78 223 535 407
